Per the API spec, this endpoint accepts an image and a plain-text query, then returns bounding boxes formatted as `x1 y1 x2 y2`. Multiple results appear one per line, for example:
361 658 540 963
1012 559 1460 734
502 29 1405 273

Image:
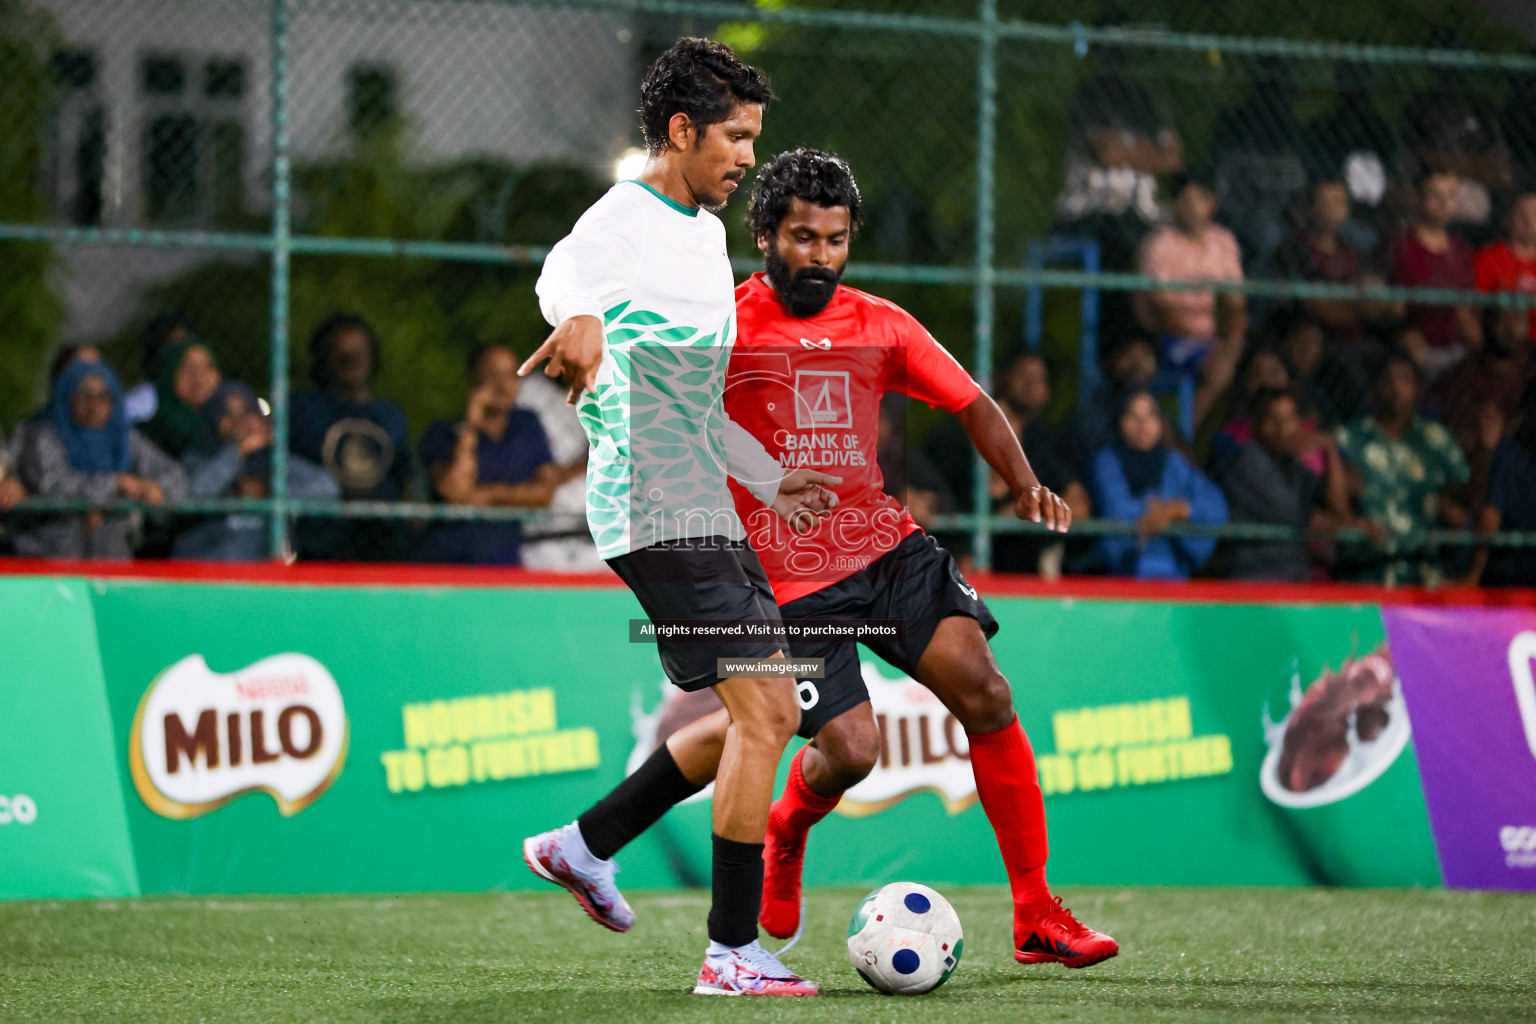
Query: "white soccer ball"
846 882 963 995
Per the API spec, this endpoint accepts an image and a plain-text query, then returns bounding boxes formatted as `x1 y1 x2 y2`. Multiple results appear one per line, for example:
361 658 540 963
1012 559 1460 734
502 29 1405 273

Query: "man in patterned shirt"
519 39 836 997
1336 352 1469 584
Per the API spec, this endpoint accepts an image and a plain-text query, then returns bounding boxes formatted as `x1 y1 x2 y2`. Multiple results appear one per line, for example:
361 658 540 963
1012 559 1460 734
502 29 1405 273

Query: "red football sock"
770 747 841 844
967 716 1053 910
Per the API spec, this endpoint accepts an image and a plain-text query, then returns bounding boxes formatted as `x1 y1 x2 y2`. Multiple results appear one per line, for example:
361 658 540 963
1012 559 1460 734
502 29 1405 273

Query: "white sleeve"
536 192 647 327
724 414 784 507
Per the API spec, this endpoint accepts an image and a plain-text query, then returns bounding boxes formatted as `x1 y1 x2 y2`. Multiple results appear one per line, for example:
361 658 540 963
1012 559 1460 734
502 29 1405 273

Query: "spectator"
1209 57 1308 269
12 359 186 559
1086 390 1228 580
173 381 339 561
1275 312 1367 430
1051 41 1185 348
1053 47 1182 275
930 351 1087 512
1470 405 1536 587
1301 62 1400 254
1400 58 1513 244
926 350 1089 575
290 313 411 560
1474 190 1536 343
514 371 601 571
1136 171 1248 428
1427 306 1535 457
1071 333 1159 457
1389 170 1480 378
140 337 222 460
123 310 194 424
418 344 558 565
7 344 106 461
1219 388 1352 582
1273 180 1374 348
1335 353 1470 585
1210 346 1328 479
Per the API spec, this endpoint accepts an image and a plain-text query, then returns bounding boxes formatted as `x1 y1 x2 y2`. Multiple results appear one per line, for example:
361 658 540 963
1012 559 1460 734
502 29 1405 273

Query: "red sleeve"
888 306 981 414
1474 245 1504 292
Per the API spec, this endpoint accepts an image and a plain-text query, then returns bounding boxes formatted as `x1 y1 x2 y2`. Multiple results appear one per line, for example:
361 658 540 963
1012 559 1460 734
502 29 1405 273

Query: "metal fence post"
268 0 292 559
971 0 998 570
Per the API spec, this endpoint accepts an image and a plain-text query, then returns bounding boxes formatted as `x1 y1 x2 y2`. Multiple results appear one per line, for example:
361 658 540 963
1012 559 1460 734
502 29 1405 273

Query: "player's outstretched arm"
519 315 605 405
952 392 1071 533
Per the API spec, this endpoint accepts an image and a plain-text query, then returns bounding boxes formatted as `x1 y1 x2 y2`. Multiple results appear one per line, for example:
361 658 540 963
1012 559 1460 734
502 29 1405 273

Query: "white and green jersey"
536 180 782 559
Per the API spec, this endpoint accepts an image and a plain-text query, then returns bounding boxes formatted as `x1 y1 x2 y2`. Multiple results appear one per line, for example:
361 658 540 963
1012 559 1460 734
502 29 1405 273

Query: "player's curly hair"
639 38 772 154
745 148 864 242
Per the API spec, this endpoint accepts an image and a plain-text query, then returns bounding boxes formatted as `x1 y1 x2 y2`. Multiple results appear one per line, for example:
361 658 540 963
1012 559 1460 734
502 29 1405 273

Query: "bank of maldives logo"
794 370 853 429
129 653 349 819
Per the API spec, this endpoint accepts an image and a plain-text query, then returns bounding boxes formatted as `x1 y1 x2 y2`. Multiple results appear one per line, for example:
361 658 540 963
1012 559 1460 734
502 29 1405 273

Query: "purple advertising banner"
1382 608 1536 892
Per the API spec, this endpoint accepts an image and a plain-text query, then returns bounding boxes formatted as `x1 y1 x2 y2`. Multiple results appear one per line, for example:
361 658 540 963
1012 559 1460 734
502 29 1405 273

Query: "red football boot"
1013 896 1119 968
758 819 805 940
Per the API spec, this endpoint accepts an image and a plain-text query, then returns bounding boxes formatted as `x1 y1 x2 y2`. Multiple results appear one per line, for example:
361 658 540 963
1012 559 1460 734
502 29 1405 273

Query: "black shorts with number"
781 530 999 738
607 536 785 692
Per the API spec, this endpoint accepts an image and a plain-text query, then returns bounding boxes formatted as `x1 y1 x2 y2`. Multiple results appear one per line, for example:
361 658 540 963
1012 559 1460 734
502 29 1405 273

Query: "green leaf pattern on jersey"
577 304 738 558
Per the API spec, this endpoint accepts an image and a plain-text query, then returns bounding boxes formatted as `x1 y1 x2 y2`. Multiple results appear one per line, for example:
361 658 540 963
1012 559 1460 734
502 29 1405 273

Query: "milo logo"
129 653 349 819
838 663 975 817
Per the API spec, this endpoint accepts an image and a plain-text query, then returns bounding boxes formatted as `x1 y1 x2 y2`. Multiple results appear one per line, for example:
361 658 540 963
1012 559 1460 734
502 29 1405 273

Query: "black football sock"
707 833 765 949
576 743 703 861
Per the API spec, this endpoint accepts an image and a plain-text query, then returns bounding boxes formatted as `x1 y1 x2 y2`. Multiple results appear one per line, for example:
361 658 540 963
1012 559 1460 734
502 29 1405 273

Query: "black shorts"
781 530 999 738
607 536 785 692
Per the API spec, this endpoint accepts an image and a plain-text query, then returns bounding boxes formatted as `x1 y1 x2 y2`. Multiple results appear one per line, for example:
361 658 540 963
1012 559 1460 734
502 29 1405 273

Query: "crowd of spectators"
923 52 1536 587
4 57 1536 587
0 311 593 569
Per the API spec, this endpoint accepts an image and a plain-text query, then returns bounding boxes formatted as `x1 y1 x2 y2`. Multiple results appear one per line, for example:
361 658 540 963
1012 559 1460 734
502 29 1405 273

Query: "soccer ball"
846 882 963 995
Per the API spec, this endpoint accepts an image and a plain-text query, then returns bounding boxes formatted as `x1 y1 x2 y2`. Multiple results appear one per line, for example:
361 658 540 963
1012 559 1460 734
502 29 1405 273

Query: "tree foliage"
0 0 63 431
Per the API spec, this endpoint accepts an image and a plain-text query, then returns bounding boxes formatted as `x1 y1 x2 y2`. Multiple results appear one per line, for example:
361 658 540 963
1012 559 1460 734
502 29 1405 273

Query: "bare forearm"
480 481 554 508
1219 295 1248 347
1303 298 1359 327
954 393 1039 498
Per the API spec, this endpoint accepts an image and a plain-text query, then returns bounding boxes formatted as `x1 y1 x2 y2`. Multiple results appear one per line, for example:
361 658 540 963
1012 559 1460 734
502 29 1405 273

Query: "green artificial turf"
1 886 1531 1024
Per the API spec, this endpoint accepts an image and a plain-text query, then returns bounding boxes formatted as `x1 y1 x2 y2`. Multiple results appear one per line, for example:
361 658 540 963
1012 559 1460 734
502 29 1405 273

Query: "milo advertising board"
624 597 1440 890
1 574 1520 898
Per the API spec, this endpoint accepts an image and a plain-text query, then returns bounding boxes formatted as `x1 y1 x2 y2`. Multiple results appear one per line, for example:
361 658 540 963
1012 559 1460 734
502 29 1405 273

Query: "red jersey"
727 272 981 605
1474 240 1536 341
1389 229 1475 349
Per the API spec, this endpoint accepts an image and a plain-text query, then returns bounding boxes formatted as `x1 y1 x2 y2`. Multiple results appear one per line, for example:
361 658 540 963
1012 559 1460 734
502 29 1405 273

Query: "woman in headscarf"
1087 389 1228 579
172 380 338 560
140 338 221 460
14 359 186 559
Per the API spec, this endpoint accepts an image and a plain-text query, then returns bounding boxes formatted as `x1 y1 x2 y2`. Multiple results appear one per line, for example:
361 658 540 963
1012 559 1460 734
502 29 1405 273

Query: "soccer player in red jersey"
567 148 1117 970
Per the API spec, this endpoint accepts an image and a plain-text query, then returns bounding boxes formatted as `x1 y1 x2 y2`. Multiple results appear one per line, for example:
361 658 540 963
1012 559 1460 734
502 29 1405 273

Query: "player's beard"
765 246 841 319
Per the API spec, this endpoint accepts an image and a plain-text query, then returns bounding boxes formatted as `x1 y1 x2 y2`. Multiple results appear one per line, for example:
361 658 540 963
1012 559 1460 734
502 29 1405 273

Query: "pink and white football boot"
692 941 819 997
522 823 635 933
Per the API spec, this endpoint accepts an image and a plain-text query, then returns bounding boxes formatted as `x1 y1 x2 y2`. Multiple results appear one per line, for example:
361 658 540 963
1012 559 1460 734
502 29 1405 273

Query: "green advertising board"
0 578 138 899
0 577 1443 899
636 599 1442 892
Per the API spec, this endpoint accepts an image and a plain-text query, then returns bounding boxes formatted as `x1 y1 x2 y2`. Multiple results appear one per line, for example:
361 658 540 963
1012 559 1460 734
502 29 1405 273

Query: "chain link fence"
2 0 1535 586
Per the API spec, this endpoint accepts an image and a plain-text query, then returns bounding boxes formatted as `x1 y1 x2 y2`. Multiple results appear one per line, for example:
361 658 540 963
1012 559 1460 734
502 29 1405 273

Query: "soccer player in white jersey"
519 39 836 997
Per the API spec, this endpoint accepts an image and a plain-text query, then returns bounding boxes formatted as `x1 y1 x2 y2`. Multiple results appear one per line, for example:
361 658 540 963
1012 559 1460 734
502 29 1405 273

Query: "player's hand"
519 315 605 405
1014 483 1070 533
771 468 841 536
